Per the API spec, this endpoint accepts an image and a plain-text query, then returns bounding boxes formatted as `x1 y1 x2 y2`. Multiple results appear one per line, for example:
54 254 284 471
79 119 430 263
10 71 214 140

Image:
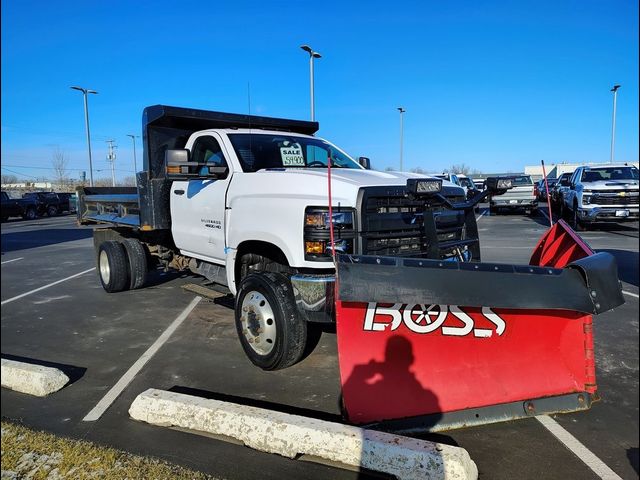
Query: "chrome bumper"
290 274 336 323
578 206 639 222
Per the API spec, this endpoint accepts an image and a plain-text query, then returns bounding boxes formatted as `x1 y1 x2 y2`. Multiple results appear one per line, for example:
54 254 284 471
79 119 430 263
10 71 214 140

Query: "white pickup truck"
561 164 639 229
78 105 506 370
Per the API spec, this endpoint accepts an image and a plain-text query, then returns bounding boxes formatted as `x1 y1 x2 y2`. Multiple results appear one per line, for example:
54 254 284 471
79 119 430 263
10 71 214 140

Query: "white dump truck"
78 105 507 370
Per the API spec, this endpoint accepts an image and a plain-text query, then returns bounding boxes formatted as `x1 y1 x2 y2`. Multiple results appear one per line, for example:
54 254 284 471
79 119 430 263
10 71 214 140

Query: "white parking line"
475 209 487 221
0 267 96 305
536 415 622 480
622 290 639 299
82 296 202 422
1 257 24 265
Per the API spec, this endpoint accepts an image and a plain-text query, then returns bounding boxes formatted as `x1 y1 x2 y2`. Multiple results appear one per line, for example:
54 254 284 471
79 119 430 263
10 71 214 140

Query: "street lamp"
70 86 98 186
126 134 140 174
609 84 621 163
300 45 322 121
397 107 406 171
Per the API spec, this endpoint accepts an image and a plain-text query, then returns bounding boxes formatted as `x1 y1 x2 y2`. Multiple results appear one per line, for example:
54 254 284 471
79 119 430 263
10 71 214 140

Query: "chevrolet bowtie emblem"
618 191 627 196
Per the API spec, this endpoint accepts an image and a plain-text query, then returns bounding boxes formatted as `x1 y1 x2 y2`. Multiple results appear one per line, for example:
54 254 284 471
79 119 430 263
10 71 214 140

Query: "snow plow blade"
335 220 624 431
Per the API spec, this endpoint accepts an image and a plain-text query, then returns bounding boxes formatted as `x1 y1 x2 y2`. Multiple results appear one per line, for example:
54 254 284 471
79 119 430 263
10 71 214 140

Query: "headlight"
305 209 354 229
304 207 356 261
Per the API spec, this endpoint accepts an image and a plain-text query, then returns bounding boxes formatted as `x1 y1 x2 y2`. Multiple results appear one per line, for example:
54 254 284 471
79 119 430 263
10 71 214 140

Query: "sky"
1 0 638 182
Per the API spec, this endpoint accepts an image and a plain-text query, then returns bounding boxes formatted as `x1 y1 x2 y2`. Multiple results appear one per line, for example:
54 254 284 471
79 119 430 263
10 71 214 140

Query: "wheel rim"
99 250 111 285
240 291 276 355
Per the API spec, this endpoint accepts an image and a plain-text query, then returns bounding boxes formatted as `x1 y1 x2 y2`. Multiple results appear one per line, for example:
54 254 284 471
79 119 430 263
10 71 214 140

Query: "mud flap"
335 220 624 429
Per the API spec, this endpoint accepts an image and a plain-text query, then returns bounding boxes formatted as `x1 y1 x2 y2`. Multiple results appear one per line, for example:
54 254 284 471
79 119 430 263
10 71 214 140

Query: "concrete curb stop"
1 358 70 397
129 388 478 480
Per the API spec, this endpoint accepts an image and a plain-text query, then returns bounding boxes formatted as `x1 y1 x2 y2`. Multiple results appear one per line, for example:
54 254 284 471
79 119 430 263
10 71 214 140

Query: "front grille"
358 186 467 258
590 191 639 206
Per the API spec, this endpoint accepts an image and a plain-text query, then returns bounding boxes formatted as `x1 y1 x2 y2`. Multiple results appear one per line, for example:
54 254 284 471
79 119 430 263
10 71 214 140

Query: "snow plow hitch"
335 219 624 431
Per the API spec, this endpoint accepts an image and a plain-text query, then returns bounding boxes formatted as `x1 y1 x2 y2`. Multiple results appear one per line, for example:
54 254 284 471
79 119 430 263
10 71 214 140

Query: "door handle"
174 189 185 195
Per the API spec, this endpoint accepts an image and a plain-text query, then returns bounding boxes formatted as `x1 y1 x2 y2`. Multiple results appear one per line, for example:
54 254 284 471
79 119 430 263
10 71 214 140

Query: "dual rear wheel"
98 239 148 293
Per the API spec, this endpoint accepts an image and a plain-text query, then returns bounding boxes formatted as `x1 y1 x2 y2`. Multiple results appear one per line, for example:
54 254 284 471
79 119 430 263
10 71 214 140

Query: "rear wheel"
47 205 58 216
122 238 148 290
23 207 37 220
98 241 129 293
235 273 308 371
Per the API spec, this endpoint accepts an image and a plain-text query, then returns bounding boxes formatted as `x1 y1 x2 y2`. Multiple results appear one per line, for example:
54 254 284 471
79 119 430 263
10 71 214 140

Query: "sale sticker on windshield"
280 143 305 166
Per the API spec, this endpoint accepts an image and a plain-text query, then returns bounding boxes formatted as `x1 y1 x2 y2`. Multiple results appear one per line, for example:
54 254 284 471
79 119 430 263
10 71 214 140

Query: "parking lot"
1 210 638 479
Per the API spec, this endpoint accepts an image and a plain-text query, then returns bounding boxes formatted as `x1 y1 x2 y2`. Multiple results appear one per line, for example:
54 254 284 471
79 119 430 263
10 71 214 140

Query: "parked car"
22 192 63 216
562 164 639 230
1 191 39 221
551 172 573 211
433 173 461 187
456 174 480 199
537 178 557 202
489 174 538 215
55 192 74 213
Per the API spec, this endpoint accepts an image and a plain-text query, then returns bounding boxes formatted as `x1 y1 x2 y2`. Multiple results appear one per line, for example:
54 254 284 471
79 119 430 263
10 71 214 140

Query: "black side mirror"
165 149 228 179
358 156 371 169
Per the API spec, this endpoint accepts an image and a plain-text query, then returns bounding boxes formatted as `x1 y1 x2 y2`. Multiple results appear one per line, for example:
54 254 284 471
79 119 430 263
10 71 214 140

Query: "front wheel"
47 205 58 216
235 273 308 371
571 206 586 231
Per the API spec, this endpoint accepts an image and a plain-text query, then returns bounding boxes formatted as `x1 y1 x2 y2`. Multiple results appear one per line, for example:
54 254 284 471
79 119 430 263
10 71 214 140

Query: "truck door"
170 134 231 263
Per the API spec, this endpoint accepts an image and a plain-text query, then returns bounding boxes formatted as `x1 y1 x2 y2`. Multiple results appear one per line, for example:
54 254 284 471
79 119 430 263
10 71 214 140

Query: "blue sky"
1 0 638 181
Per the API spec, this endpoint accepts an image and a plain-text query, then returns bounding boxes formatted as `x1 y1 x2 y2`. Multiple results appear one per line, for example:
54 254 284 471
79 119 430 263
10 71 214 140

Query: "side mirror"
165 149 228 179
358 156 371 169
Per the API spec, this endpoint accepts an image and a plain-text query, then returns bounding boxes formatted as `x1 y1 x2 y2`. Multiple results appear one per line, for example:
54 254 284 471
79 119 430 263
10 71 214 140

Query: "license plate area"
615 210 630 217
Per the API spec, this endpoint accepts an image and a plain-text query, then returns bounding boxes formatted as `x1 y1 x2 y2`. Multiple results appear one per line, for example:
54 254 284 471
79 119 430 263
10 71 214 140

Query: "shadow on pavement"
1 353 86 386
1 228 93 253
628 447 639 475
168 385 344 424
598 249 639 287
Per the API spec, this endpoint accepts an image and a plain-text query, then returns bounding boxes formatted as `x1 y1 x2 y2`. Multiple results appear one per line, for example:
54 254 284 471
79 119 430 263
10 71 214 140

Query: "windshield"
228 133 362 172
511 175 532 186
581 167 639 182
458 177 474 188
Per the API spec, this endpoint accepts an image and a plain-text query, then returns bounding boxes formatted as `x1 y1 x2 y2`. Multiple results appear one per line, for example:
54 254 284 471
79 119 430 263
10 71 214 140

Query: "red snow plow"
334 180 624 432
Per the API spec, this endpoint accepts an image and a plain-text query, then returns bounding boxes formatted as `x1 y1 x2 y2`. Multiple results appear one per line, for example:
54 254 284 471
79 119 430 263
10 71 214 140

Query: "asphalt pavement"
1 210 638 479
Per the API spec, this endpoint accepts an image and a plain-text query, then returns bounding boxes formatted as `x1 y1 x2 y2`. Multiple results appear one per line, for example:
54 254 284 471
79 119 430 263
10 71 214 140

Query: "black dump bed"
77 105 318 230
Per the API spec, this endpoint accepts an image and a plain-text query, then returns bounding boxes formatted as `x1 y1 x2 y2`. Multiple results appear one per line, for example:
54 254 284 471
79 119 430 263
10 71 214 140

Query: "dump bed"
77 186 140 228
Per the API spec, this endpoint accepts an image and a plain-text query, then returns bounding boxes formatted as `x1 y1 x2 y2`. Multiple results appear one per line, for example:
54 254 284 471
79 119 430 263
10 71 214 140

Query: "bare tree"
410 167 426 174
118 176 137 186
52 148 68 188
448 163 472 175
94 178 114 187
1 174 18 185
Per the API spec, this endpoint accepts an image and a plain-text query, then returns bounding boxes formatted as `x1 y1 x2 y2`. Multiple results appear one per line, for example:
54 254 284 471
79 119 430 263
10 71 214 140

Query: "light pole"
300 45 322 121
397 107 406 171
609 84 621 163
70 86 98 186
127 134 140 174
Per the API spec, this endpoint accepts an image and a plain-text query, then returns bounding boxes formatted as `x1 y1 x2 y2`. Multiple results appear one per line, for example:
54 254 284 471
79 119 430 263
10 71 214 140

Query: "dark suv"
22 192 63 216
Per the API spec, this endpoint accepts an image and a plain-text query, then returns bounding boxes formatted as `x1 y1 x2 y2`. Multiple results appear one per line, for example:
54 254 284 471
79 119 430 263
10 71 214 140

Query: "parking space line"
1 257 24 265
536 415 622 480
476 209 487 221
0 267 96 305
622 290 639 299
82 296 202 422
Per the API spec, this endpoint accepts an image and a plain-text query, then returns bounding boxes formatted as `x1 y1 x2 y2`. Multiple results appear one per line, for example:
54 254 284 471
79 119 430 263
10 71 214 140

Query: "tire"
97 241 130 293
122 238 148 290
47 205 58 216
22 207 37 220
571 204 585 231
235 272 308 371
